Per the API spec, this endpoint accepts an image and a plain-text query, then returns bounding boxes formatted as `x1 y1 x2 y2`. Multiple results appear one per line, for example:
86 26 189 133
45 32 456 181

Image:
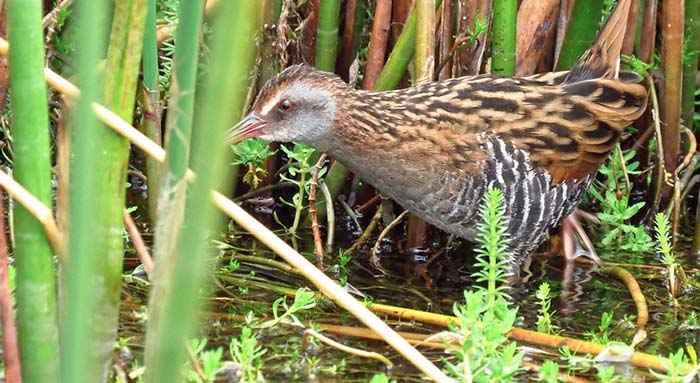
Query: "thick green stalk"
682 0 699 126
556 0 605 70
145 0 204 375
491 0 517 75
62 1 147 382
144 2 262 381
315 0 341 71
7 1 59 381
61 0 107 381
314 0 345 220
141 0 162 223
163 1 204 181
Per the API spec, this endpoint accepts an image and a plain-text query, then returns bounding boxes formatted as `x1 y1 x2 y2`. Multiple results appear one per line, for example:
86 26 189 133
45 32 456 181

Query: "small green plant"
596 365 619 383
185 338 224 383
650 348 697 382
260 288 317 329
445 291 523 382
589 147 653 253
331 249 352 286
369 373 393 383
231 138 276 189
585 311 614 345
538 360 560 382
443 188 523 381
535 282 556 334
229 327 266 383
655 212 687 299
590 188 653 253
464 16 488 47
278 144 323 247
472 187 511 305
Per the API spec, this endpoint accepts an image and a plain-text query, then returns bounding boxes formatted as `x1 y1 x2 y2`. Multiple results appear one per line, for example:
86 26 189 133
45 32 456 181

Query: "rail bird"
229 0 647 278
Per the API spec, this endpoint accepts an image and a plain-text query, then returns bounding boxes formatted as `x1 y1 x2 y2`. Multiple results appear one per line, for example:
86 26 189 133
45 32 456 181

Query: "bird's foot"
562 209 602 266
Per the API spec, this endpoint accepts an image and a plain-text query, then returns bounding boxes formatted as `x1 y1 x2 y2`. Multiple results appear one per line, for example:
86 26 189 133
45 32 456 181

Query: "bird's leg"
561 209 602 265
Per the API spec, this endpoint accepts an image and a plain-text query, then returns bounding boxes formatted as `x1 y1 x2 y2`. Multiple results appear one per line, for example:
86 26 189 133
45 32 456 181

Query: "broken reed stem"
0 195 21 383
309 154 328 268
0 170 63 256
123 209 154 277
0 36 447 380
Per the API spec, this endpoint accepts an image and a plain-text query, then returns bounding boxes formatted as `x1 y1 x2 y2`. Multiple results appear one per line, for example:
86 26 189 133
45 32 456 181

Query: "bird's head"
227 64 348 146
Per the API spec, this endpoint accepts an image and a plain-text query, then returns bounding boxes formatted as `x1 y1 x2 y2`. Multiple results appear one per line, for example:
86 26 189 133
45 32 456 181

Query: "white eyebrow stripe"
260 92 282 115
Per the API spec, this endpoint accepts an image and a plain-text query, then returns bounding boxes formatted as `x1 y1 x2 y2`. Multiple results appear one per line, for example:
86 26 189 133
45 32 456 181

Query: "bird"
229 0 647 279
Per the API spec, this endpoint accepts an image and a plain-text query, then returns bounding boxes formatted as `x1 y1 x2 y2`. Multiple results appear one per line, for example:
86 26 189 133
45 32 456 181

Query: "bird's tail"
563 0 632 83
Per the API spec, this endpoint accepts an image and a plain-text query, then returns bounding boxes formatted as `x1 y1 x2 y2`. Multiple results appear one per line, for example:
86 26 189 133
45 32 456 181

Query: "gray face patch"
258 83 337 146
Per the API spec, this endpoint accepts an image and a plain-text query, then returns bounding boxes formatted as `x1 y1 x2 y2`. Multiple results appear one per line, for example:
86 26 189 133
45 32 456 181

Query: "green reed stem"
65 1 147 380
7 1 59 381
61 0 108 381
144 2 262 381
141 0 162 223
145 1 204 378
557 0 605 70
491 0 517 75
316 0 342 71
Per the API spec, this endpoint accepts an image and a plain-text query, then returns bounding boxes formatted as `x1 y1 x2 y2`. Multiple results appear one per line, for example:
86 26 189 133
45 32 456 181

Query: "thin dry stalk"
308 154 327 268
0 195 21 383
348 204 383 254
553 0 574 67
0 170 63 255
368 302 676 372
123 209 154 276
371 210 409 271
304 328 394 367
212 193 450 381
321 182 335 254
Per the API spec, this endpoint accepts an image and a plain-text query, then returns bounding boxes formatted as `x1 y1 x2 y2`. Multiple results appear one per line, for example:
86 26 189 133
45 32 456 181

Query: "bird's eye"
278 99 292 112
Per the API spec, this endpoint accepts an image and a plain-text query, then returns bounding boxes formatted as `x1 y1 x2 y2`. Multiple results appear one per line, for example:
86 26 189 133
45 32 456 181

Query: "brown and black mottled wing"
495 76 647 183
